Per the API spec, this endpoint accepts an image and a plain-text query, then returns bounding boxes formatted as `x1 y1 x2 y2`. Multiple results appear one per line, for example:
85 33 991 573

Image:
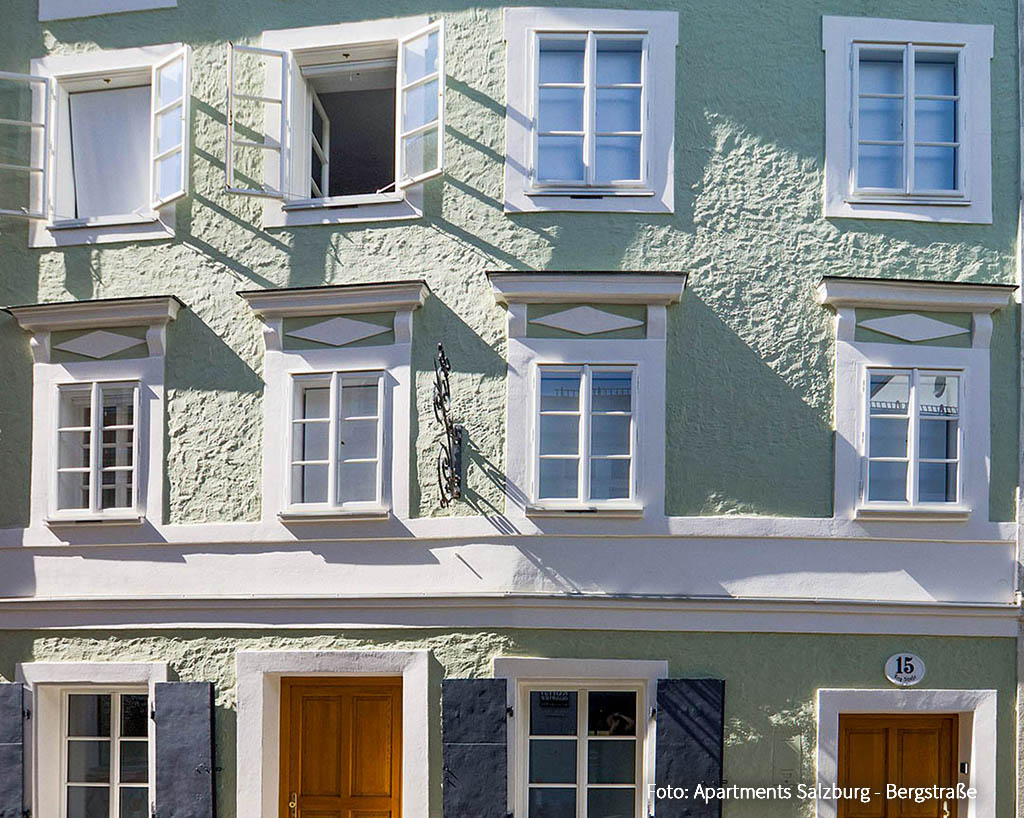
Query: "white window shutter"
396 19 445 189
226 43 289 198
0 70 51 220
150 45 190 209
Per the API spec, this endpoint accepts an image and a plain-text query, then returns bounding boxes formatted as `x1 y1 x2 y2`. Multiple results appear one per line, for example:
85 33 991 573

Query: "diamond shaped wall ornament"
528 306 644 336
285 316 391 347
53 330 146 359
858 313 970 343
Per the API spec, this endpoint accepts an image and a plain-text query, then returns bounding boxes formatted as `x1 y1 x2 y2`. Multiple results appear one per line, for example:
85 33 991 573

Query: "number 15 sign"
885 653 926 686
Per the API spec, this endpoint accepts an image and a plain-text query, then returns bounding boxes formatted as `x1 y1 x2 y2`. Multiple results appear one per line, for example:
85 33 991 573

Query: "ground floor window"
525 685 642 818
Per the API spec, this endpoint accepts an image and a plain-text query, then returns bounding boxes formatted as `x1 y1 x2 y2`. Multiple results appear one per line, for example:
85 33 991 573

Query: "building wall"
0 0 1018 530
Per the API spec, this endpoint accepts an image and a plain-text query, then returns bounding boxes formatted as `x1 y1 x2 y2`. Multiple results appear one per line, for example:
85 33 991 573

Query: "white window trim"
16 661 168 818
240 282 427 522
235 649 430 818
491 273 685 522
27 44 186 247
504 7 677 213
815 688 996 818
493 657 667 818
39 0 176 21
7 295 181 529
255 16 433 228
822 16 993 224
816 277 1014 522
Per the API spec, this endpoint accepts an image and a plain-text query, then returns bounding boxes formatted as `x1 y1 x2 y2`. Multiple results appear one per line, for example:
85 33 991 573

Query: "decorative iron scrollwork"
433 343 463 506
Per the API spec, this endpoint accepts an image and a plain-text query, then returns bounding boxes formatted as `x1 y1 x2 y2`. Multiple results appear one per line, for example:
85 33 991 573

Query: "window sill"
264 186 423 228
525 503 644 517
854 504 971 522
845 195 970 207
278 507 391 522
283 192 406 211
525 187 655 199
49 213 160 231
46 513 145 527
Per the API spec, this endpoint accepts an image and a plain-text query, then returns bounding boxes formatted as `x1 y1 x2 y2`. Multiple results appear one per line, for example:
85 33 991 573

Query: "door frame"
816 688 996 818
236 649 431 818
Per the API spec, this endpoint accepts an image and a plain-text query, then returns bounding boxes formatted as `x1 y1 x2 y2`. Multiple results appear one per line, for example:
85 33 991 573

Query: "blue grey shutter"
154 682 215 818
656 679 725 818
0 684 23 818
442 679 507 818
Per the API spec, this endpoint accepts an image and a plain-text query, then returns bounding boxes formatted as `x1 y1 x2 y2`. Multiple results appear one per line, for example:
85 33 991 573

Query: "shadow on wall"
0 313 32 529
666 293 834 517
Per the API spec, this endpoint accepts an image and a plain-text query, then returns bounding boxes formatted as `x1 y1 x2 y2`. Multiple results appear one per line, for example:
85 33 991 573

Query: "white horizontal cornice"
6 295 183 332
238 281 430 318
815 276 1015 313
489 272 687 305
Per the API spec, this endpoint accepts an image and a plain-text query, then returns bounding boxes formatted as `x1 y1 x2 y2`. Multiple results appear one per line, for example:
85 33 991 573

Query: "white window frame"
862 367 964 512
494 657 667 818
504 7 677 213
822 16 993 223
815 277 1013 524
7 296 180 529
285 369 386 514
231 15 443 228
533 363 638 509
39 0 176 22
19 43 189 247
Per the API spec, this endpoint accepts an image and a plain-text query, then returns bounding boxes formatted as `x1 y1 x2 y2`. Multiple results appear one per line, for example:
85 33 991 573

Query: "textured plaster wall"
0 0 1019 526
0 628 1015 818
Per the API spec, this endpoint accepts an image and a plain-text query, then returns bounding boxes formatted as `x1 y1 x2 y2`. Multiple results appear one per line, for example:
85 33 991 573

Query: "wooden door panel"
350 695 395 797
300 696 343 796
841 727 887 818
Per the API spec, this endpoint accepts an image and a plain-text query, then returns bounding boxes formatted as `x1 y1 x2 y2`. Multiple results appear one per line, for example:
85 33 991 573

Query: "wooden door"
838 714 957 818
281 677 402 818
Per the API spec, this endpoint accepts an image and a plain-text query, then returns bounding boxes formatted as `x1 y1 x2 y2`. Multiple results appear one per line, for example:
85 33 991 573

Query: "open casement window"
534 365 636 507
226 43 288 197
853 44 964 198
54 381 139 518
396 20 444 188
288 371 384 512
863 368 962 508
0 70 51 219
150 46 190 208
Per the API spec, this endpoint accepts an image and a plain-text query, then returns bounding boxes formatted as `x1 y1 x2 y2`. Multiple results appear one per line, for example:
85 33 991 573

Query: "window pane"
858 97 902 141
338 418 378 460
338 460 377 503
869 373 909 414
120 741 149 783
540 415 580 456
539 87 584 132
595 135 641 181
539 39 584 84
58 471 90 510
915 55 956 96
401 28 439 85
919 374 959 414
588 691 636 736
588 740 636 784
596 88 641 133
120 695 148 738
867 461 908 502
541 372 581 411
530 691 577 735
293 463 328 504
300 386 330 419
590 458 630 500
596 39 642 85
529 739 577 783
68 695 111 737
538 136 584 181
859 52 903 95
919 462 958 503
156 150 183 202
914 145 956 190
100 469 133 510
529 788 575 818
102 387 134 427
120 787 149 818
592 372 632 412
156 104 183 155
102 429 134 467
59 430 91 469
67 740 110 783
402 126 438 180
591 415 630 456
157 56 184 107
869 418 908 458
914 98 956 143
403 77 439 133
293 420 329 462
341 378 379 418
858 143 902 189
539 458 579 499
67 787 109 818
587 787 635 818
920 419 958 461
59 388 92 428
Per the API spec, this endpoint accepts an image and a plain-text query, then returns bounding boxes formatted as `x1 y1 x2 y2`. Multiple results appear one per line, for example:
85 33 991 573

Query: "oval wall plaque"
885 653 926 687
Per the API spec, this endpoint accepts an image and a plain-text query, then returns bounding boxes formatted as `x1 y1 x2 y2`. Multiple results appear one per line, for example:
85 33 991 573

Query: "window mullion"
577 691 587 818
580 366 592 503
110 693 120 818
908 369 919 505
328 372 339 507
131 384 139 512
89 381 100 514
584 31 596 186
905 43 915 193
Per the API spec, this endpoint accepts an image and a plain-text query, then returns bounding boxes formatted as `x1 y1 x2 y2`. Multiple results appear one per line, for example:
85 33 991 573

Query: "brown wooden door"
839 714 957 818
281 677 402 818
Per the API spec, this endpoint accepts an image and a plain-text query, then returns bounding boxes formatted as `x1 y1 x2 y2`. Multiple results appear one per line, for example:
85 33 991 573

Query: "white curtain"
69 85 150 218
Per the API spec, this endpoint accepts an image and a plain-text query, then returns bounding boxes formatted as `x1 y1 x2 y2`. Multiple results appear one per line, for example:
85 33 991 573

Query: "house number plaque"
885 653 926 686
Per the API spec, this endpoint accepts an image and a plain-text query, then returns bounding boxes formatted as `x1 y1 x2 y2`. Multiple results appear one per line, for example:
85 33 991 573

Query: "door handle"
942 799 950 818
288 793 298 818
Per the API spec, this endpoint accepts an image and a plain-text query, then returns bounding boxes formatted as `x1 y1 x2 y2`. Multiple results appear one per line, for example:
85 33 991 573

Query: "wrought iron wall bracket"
434 343 463 507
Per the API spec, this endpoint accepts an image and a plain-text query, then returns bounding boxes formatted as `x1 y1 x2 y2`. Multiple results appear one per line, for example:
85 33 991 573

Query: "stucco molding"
238 281 429 319
5 295 183 334
490 272 686 306
815 277 1015 314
